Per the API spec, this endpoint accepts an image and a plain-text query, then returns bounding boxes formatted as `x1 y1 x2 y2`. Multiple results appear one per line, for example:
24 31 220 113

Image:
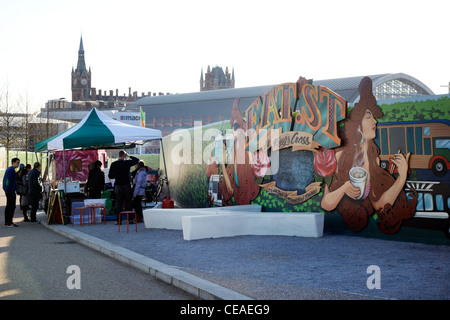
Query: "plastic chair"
72 207 89 227
118 211 137 233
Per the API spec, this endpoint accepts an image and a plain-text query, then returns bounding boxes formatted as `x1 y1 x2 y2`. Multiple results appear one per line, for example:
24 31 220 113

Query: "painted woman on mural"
320 77 417 234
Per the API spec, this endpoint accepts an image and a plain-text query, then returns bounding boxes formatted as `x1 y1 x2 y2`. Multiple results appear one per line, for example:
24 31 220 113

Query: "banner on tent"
114 112 144 127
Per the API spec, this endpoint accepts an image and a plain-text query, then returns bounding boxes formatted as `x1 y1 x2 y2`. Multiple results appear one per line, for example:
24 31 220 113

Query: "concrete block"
182 212 324 240
142 205 262 230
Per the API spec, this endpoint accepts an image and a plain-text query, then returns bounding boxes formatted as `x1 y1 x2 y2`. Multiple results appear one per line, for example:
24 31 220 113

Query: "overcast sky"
1 0 449 113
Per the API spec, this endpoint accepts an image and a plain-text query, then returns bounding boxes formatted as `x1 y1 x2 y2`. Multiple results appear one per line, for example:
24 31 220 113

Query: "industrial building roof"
132 73 435 132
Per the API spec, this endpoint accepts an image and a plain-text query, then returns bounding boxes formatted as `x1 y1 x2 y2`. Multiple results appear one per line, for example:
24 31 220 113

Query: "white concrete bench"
182 212 324 240
142 205 262 230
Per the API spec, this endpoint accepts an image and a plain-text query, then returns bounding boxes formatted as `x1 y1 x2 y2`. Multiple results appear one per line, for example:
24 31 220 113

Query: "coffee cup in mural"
349 167 367 200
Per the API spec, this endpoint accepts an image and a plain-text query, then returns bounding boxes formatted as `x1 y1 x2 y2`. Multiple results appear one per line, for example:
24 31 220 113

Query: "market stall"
34 107 166 224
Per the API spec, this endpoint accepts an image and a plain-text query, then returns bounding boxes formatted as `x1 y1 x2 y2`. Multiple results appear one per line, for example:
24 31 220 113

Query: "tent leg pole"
160 138 170 197
63 148 66 193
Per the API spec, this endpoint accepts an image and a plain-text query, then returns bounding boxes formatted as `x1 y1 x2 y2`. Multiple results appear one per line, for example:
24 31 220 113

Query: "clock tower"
71 35 92 101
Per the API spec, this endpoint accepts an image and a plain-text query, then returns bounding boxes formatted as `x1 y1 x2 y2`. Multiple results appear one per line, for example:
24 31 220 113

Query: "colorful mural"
54 149 108 181
207 77 346 206
161 76 450 239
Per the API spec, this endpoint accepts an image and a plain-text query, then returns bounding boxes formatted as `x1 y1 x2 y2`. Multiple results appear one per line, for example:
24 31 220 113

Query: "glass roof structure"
313 73 434 104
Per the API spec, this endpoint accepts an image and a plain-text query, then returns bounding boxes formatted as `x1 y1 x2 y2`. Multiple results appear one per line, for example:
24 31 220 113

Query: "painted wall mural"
207 77 346 207
162 76 450 239
54 149 108 181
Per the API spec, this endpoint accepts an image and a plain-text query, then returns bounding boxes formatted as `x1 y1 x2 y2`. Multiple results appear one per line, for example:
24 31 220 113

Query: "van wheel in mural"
431 158 447 177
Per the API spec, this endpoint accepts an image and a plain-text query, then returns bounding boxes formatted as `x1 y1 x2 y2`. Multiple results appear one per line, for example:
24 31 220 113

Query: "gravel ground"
64 220 449 300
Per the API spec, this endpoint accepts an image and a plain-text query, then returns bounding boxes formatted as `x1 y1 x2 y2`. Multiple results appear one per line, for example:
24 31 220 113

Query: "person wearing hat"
27 162 42 224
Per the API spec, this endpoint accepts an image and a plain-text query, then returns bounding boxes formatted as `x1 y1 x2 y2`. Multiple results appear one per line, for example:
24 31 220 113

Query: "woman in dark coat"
85 160 105 199
17 164 31 221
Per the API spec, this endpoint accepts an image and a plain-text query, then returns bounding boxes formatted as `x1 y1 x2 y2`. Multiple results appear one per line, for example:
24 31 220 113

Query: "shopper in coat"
132 161 147 222
3 158 21 227
17 164 31 222
85 160 105 199
27 162 42 224
108 150 139 223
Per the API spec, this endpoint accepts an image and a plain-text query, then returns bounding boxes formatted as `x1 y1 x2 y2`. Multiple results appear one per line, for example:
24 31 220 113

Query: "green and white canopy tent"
35 107 162 151
35 107 168 193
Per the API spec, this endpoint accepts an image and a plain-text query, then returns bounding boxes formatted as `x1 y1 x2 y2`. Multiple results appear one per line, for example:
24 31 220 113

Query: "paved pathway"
44 211 449 300
2 193 449 300
0 193 196 300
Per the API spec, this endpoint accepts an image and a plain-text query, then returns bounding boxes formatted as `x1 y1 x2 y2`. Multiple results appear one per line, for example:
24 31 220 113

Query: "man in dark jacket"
108 150 139 223
2 158 20 227
27 162 42 224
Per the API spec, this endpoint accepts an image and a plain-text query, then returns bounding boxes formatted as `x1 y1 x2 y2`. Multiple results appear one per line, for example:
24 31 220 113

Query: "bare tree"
0 87 22 162
17 93 35 164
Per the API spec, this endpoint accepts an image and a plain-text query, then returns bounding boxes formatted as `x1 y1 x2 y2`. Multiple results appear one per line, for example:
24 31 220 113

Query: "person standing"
108 150 139 223
3 158 21 227
28 162 42 224
17 164 32 222
85 160 105 199
132 161 147 223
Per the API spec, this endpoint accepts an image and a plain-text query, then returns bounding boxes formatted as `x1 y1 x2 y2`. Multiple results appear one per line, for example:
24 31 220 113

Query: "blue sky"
1 0 449 112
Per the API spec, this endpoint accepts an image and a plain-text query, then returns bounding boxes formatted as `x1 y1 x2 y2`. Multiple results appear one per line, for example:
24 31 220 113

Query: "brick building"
200 65 235 91
68 35 163 110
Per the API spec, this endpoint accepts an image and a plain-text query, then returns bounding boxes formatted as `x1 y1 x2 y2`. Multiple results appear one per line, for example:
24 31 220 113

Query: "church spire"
76 35 87 73
79 35 84 53
200 68 204 90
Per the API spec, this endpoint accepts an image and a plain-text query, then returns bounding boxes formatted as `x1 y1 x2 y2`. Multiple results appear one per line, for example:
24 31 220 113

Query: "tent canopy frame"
34 108 169 196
